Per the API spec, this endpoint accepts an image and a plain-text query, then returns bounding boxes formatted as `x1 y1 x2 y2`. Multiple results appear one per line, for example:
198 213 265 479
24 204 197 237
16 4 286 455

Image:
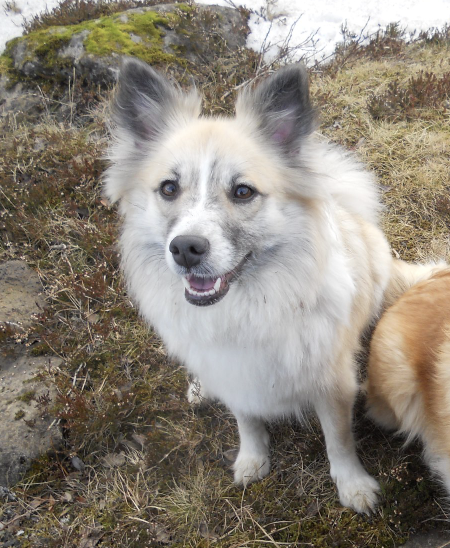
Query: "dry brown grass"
310 33 450 263
0 18 449 548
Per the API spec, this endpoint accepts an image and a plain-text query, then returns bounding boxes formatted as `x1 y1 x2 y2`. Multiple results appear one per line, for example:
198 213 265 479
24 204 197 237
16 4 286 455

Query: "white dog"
104 59 394 513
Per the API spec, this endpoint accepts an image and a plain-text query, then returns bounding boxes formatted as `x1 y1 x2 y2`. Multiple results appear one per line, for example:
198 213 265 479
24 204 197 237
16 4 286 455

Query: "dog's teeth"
182 278 191 290
184 286 218 298
183 278 221 298
214 278 221 292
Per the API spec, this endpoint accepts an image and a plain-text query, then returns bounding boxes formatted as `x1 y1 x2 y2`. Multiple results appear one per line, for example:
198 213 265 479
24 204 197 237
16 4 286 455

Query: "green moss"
34 31 72 59
17 390 36 404
83 11 182 66
30 342 51 356
174 3 193 14
0 53 13 76
23 453 65 493
3 8 185 81
4 27 74 80
0 44 23 86
15 409 26 420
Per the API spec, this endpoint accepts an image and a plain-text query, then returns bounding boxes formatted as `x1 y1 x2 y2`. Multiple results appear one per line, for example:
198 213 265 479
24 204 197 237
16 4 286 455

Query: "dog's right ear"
105 59 201 204
112 58 201 145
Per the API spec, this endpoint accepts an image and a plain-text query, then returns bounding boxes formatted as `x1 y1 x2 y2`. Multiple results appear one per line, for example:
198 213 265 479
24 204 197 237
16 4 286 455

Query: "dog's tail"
384 258 448 308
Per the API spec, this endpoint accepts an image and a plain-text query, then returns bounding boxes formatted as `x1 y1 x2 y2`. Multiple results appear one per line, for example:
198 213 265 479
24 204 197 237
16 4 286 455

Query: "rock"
0 261 45 332
0 261 60 486
0 3 250 127
0 75 46 127
402 531 450 547
0 348 63 486
2 3 250 87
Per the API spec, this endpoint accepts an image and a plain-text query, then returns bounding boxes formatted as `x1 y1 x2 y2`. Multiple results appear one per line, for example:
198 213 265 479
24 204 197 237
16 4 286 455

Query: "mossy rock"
1 3 250 87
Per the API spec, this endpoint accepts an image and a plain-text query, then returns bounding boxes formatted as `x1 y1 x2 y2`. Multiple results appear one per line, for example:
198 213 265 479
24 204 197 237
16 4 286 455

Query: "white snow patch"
1 0 448 63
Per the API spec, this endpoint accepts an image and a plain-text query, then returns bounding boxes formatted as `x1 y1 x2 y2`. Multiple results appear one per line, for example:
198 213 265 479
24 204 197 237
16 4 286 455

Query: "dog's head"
105 60 317 306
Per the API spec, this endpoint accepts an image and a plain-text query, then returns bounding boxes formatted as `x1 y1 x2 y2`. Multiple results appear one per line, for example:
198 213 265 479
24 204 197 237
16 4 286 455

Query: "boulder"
0 261 45 332
0 260 61 486
402 532 450 548
2 3 250 87
0 349 62 487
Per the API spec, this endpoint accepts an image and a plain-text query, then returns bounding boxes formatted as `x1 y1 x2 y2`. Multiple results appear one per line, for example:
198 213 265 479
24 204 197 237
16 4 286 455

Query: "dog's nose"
169 235 210 268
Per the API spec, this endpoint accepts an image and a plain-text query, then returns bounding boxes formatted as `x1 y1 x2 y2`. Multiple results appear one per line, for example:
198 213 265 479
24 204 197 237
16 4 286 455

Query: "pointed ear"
112 58 201 144
105 59 201 204
236 64 315 156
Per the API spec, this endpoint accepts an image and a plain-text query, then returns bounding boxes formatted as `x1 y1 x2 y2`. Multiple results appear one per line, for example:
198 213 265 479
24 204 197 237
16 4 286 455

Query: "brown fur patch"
391 271 450 397
367 269 450 473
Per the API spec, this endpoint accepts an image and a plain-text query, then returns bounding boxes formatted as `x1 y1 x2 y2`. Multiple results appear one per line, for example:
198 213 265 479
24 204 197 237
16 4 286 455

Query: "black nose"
169 235 210 269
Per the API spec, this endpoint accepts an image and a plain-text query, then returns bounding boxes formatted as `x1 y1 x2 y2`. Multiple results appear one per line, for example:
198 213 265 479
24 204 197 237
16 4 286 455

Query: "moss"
175 3 193 13
0 53 14 76
83 11 183 66
23 452 65 493
14 409 26 420
98 511 118 531
33 31 72 60
17 390 36 404
3 8 185 83
0 43 24 86
30 342 51 356
4 27 74 83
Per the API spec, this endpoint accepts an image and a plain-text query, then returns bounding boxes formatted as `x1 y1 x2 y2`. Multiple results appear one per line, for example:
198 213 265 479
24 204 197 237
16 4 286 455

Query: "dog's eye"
233 185 255 201
160 181 179 199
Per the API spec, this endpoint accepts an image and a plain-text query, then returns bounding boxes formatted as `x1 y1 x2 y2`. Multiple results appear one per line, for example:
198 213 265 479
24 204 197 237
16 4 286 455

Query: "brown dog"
366 269 450 493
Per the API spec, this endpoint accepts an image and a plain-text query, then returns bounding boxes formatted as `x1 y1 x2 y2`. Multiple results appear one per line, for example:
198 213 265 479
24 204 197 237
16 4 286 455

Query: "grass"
0 9 449 548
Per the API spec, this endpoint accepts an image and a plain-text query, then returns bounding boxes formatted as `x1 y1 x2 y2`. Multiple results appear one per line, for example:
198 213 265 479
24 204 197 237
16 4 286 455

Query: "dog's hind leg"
314 387 380 514
424 445 450 496
233 415 270 486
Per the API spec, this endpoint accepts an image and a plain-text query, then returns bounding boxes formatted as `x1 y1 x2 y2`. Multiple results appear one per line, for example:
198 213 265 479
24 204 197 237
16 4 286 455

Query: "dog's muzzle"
169 238 250 307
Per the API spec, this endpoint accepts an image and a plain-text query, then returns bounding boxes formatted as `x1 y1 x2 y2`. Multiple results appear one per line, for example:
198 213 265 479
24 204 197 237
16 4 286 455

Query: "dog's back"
366 269 450 493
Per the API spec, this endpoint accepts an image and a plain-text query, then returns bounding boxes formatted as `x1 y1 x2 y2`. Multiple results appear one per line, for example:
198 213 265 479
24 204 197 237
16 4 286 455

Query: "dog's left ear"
236 64 315 156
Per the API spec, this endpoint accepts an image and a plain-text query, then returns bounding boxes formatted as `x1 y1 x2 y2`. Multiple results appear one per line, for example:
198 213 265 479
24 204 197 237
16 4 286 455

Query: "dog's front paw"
336 473 380 514
233 452 270 487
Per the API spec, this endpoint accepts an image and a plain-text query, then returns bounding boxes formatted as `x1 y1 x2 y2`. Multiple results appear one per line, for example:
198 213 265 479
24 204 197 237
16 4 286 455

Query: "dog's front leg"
233 415 270 486
314 392 380 514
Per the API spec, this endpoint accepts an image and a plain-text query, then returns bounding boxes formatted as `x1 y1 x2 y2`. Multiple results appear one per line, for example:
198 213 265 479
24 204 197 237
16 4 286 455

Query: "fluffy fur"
366 269 450 494
104 59 394 514
383 258 447 308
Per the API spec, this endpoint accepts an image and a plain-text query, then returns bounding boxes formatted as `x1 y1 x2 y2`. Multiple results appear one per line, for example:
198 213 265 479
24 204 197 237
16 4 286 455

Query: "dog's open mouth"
181 255 250 306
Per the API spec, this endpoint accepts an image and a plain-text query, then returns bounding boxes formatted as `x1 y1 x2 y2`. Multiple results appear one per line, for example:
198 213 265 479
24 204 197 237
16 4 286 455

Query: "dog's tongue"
187 275 217 291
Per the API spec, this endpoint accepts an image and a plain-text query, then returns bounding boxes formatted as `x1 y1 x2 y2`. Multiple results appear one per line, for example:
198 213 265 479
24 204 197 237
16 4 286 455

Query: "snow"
1 0 61 52
197 0 450 64
1 0 449 62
